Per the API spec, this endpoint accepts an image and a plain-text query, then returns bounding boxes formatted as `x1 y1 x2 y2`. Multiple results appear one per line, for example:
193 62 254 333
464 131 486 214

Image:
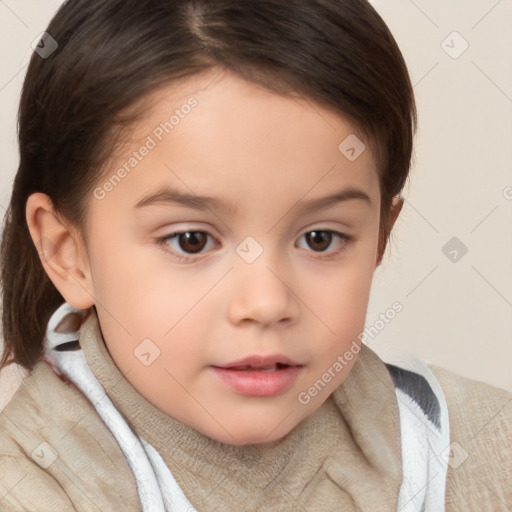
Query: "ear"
375 196 404 268
25 192 95 310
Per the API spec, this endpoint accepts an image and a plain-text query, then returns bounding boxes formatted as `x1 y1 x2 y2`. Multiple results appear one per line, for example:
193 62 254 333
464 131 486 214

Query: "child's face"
76 69 383 447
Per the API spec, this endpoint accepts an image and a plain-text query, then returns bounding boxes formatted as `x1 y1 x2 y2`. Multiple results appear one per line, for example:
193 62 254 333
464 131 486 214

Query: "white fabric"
393 359 450 512
396 387 430 511
43 302 449 511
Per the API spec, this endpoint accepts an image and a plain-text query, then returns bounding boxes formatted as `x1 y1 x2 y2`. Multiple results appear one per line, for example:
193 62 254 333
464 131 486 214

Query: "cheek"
307 283 370 354
302 241 377 334
87 231 186 320
91 270 216 389
88 233 217 363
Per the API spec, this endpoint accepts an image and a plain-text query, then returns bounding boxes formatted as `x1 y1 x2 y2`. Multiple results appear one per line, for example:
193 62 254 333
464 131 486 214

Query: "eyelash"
156 229 353 263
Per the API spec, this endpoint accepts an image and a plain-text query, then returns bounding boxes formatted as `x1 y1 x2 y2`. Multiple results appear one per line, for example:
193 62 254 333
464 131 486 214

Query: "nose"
226 251 300 328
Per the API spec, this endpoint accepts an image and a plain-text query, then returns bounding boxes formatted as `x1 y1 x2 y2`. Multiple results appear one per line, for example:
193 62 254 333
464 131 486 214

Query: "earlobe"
375 195 404 268
25 192 95 310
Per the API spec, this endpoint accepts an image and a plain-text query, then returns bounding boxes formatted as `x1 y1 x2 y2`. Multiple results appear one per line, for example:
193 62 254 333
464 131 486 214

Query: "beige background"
1 0 511 410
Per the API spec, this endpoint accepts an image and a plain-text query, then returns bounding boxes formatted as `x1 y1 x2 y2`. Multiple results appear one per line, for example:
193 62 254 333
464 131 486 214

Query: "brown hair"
1 0 416 371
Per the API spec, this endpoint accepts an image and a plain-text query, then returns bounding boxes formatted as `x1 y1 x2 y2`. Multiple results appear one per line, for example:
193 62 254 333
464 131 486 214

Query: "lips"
214 354 303 371
211 355 303 397
229 363 289 372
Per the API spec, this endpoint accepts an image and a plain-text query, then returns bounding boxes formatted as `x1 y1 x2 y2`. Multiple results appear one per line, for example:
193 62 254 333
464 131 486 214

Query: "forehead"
99 68 379 213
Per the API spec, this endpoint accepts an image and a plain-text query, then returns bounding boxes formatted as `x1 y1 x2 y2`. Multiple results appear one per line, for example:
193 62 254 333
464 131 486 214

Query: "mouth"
222 362 297 372
214 354 303 371
210 355 304 396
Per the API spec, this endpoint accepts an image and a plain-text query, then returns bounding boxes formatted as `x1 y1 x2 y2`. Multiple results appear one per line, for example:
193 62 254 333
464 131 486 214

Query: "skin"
26 68 402 449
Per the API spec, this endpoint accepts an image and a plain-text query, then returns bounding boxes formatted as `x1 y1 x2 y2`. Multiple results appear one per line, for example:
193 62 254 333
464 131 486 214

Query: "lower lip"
210 366 302 397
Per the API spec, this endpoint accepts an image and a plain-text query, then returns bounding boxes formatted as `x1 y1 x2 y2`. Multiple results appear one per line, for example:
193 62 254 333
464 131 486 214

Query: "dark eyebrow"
134 186 372 215
292 187 373 215
134 186 239 215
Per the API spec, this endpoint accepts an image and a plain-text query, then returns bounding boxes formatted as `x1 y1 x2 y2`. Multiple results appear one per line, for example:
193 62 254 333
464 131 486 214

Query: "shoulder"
0 361 140 511
429 365 512 510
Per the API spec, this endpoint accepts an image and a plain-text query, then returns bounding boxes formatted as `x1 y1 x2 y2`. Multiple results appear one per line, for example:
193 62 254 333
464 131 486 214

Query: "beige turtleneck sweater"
78 310 403 511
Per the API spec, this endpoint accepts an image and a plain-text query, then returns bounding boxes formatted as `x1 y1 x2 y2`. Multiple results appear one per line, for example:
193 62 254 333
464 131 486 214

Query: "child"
0 0 510 510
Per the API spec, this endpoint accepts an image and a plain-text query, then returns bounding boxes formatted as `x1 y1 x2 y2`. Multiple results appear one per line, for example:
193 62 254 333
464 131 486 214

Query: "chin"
188 401 311 447
199 421 292 447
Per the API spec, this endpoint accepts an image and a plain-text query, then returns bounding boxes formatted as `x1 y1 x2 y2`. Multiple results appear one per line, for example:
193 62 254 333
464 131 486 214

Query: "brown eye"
296 229 351 260
176 231 208 253
305 231 332 252
159 230 216 261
